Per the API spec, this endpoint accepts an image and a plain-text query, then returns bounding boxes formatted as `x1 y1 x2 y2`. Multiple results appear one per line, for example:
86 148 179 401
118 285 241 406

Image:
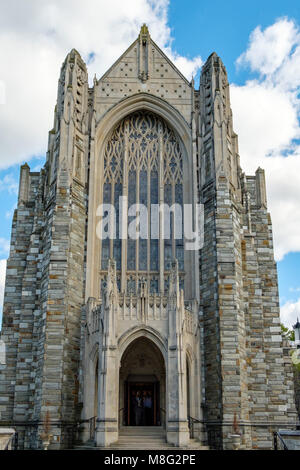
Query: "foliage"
281 323 295 342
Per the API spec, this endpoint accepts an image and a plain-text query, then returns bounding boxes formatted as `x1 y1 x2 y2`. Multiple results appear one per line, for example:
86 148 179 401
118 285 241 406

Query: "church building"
0 25 297 450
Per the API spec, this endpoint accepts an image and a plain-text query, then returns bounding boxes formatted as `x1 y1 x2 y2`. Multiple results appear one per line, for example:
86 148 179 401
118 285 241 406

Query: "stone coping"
0 428 16 435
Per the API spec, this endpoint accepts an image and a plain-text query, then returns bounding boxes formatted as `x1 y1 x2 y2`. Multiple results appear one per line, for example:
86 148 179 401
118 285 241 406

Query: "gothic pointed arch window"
100 111 184 294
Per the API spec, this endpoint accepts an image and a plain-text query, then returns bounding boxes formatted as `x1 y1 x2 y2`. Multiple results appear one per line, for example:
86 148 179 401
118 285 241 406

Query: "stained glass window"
101 111 184 293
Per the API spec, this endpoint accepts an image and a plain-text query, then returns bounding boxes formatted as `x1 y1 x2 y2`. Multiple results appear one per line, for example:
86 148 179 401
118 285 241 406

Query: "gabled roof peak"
139 23 151 44
140 23 149 36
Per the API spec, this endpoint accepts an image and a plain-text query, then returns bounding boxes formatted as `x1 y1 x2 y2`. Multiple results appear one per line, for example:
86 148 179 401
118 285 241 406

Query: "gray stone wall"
0 49 88 449
0 165 46 447
293 364 300 420
198 53 297 449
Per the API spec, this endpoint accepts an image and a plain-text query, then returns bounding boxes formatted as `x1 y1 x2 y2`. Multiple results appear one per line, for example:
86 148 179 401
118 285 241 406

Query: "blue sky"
0 0 300 329
168 0 300 79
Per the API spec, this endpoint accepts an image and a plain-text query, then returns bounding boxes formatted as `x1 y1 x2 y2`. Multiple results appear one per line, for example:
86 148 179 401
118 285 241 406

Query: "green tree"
281 323 295 342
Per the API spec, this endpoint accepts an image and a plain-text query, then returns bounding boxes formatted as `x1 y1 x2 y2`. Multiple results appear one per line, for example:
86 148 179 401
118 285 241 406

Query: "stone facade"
293 366 300 421
0 25 297 449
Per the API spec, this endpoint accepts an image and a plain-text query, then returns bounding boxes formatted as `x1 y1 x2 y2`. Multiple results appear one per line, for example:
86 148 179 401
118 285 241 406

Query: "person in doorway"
134 390 143 426
144 391 153 425
142 391 147 425
131 390 137 425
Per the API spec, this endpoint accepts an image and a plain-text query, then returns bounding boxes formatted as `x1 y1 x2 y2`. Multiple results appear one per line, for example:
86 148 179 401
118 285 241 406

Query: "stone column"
80 298 98 443
95 343 119 447
95 260 119 447
166 261 190 446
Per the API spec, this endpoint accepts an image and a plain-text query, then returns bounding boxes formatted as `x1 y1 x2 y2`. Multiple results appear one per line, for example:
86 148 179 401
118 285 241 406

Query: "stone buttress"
198 53 297 449
0 49 89 449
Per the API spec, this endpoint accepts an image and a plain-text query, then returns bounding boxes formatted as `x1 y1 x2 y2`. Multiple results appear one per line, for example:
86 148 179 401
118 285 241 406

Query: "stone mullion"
159 126 164 293
136 158 140 292
109 181 115 260
147 156 151 285
121 124 128 293
98 146 105 288
172 180 175 259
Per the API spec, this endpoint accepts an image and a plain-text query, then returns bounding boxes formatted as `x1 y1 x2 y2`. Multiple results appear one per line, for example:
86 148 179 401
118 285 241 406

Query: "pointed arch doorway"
119 336 166 429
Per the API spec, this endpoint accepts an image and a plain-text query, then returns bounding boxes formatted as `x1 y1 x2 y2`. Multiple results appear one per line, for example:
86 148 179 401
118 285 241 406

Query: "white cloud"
236 18 300 77
230 82 298 168
281 298 300 330
230 17 300 261
0 174 18 195
163 46 202 80
0 0 202 170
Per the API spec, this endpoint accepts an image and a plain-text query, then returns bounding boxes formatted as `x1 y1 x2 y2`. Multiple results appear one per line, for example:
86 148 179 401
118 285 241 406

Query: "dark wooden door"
126 382 160 426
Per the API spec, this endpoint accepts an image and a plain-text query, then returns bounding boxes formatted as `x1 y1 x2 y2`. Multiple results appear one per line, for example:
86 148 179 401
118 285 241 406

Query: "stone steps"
111 427 171 449
110 428 209 450
73 427 209 450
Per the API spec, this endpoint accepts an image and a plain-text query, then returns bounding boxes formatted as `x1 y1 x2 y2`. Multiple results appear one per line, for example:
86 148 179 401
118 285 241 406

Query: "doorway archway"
119 336 166 428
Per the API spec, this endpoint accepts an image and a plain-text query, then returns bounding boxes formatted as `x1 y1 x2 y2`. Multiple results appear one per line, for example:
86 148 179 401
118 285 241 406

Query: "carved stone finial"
139 278 148 298
107 258 117 286
140 23 150 43
105 258 119 307
138 24 150 83
169 259 179 303
255 167 267 209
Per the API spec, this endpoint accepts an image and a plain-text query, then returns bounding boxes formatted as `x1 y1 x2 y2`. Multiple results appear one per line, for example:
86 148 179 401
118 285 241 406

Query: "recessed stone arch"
86 93 196 301
185 343 196 367
95 93 191 159
118 331 167 428
118 325 167 364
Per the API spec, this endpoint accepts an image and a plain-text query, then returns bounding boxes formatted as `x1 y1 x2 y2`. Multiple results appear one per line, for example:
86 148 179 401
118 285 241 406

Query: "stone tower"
0 26 297 449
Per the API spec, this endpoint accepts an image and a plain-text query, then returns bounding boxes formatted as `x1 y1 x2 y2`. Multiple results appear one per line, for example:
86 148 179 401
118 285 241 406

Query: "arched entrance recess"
86 93 199 303
119 336 166 428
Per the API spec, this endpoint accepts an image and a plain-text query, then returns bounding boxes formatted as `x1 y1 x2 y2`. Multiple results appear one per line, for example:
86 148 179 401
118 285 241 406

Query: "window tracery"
100 111 184 294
